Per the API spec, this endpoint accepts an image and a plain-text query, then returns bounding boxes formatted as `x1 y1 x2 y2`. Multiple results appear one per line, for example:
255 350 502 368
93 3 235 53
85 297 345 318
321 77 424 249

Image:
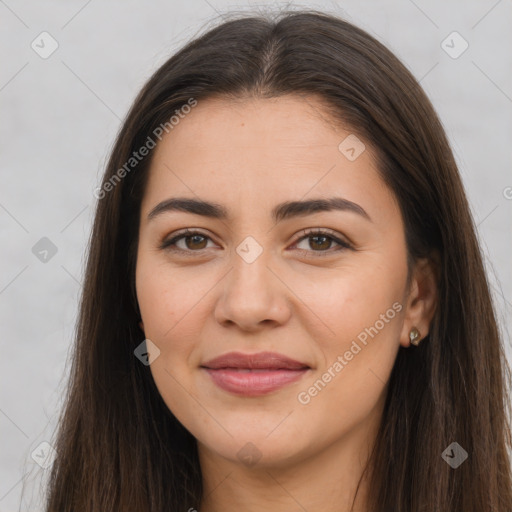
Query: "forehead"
153 94 355 156
141 95 399 226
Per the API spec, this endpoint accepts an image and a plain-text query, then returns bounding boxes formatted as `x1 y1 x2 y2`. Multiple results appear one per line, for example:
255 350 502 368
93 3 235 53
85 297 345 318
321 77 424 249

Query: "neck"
197 409 381 512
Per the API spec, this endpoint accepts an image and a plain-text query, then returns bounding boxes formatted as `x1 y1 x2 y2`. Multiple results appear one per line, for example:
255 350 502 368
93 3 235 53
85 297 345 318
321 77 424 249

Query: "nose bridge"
214 233 290 328
229 233 274 298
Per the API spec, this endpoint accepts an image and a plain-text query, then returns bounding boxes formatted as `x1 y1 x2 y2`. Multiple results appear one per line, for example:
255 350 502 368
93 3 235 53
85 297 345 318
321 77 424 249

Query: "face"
135 94 425 470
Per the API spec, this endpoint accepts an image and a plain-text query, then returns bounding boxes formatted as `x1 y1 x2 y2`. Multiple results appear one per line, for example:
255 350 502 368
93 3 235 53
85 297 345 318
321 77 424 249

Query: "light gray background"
1 0 511 510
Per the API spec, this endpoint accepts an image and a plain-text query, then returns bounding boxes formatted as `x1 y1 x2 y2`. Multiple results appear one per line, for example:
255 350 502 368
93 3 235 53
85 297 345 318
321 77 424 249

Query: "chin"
193 415 318 469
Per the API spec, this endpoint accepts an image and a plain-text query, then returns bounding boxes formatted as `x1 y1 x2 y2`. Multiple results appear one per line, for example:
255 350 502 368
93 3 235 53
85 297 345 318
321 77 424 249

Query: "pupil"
183 234 332 251
188 235 206 249
312 235 330 250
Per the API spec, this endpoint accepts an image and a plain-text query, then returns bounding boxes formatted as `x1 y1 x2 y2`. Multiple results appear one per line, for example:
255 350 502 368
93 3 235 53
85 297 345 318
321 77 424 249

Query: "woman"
44 9 512 512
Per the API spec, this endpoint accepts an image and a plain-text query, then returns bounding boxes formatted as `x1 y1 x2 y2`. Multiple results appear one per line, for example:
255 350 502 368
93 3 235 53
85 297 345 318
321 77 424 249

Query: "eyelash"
159 228 352 257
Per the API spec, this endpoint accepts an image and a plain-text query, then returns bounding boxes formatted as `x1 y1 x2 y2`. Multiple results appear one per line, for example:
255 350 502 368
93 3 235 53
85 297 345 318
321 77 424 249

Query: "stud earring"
409 327 422 346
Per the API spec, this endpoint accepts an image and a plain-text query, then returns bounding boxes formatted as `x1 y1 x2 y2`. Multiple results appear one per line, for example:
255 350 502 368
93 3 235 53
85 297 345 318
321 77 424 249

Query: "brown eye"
160 228 352 257
160 229 215 253
181 234 208 250
292 229 352 256
305 234 332 251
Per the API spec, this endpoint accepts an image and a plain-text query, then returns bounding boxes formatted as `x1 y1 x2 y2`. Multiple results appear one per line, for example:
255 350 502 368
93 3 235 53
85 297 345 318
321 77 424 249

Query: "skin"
135 94 438 512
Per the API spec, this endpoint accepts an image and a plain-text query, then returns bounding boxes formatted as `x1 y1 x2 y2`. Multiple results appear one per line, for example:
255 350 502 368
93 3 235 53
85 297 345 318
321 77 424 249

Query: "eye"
159 227 352 256
291 228 352 257
159 229 217 254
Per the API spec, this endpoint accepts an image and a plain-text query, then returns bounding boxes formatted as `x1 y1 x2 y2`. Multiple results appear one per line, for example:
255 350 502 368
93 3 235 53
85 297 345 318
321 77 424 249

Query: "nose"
214 244 292 332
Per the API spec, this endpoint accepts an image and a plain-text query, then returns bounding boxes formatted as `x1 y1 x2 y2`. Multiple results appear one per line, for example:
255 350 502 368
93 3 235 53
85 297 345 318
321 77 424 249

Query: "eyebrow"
147 196 372 223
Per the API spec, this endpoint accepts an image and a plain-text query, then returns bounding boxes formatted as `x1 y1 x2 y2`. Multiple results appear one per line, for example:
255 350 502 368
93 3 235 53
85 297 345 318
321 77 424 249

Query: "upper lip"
201 351 310 370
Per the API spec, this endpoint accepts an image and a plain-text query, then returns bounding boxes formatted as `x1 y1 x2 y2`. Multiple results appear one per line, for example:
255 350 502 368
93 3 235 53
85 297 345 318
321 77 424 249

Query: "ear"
139 320 144 332
399 252 439 347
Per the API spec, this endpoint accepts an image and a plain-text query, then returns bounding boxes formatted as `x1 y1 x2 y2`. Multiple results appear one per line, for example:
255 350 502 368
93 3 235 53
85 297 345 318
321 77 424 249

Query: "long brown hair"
44 8 512 511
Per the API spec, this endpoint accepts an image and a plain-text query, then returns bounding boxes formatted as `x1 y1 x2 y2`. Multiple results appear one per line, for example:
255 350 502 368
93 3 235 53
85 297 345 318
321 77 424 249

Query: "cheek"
292 282 402 446
136 257 206 427
293 258 406 345
135 254 213 401
294 253 406 402
136 253 205 341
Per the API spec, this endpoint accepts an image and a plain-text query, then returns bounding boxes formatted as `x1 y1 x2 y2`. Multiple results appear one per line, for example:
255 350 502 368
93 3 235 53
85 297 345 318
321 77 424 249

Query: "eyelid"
293 227 351 246
159 228 217 252
290 227 353 255
159 227 353 255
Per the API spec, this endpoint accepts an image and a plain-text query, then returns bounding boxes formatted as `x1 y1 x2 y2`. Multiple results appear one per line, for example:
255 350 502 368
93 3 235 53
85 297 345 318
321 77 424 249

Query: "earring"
409 327 422 346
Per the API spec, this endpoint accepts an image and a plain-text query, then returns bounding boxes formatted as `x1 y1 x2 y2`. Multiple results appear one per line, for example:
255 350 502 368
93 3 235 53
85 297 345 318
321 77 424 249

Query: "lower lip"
203 368 309 396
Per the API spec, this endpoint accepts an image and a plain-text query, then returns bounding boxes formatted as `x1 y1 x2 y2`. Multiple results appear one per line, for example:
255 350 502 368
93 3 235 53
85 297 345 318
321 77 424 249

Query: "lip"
201 351 310 397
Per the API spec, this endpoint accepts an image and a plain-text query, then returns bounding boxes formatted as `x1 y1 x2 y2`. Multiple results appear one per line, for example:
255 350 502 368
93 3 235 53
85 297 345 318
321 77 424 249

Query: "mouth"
200 351 311 397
